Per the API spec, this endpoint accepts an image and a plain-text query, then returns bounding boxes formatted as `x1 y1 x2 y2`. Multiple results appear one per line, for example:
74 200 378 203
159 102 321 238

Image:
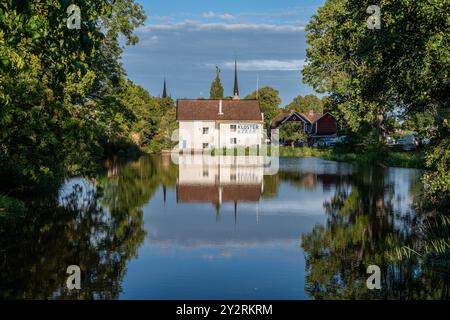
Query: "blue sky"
122 0 326 105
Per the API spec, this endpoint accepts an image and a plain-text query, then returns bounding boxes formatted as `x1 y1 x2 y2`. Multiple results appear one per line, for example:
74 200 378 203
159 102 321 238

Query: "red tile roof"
177 99 263 121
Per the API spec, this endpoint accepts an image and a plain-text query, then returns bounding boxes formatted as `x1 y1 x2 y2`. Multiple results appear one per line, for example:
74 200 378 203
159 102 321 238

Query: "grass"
279 146 427 169
151 144 426 169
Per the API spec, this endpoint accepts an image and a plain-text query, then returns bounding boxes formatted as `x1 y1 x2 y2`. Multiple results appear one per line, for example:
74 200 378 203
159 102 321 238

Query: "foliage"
285 94 324 114
246 87 282 129
209 66 224 99
424 119 450 202
278 146 426 169
302 0 450 201
148 106 177 153
120 80 168 147
402 112 436 139
0 0 146 190
0 195 26 219
279 122 308 147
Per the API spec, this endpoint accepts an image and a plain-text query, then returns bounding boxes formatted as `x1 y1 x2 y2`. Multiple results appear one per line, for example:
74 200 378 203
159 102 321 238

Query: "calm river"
0 155 448 299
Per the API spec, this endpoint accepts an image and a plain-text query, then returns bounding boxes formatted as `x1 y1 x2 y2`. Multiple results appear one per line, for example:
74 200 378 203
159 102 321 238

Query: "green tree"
209 66 224 99
402 112 436 139
121 80 164 147
150 107 178 152
285 94 323 114
246 87 282 130
0 0 146 189
302 0 449 200
279 122 308 147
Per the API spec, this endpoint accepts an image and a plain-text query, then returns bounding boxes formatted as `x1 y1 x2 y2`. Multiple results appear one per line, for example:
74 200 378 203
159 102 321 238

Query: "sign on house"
238 124 259 134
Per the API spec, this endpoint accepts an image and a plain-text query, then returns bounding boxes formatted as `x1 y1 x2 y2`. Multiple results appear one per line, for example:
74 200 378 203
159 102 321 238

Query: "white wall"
179 121 263 150
219 123 262 148
179 121 216 150
177 154 264 186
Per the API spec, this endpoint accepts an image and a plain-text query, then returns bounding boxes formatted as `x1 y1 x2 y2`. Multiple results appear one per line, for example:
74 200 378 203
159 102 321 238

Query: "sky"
121 0 326 106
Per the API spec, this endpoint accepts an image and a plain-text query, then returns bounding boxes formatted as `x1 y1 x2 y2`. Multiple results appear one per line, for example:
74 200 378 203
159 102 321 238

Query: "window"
230 173 237 181
203 169 209 177
202 127 209 134
230 138 237 144
230 124 237 132
203 143 209 149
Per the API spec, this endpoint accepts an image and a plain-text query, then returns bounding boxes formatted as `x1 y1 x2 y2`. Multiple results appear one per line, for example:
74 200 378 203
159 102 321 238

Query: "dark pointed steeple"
233 60 240 100
162 78 167 98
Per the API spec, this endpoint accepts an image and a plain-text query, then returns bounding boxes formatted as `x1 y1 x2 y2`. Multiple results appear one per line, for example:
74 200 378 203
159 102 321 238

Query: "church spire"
233 60 240 100
162 78 167 98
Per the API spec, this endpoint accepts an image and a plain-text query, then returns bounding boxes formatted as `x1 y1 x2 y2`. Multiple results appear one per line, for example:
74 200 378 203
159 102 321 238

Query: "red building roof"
177 99 263 121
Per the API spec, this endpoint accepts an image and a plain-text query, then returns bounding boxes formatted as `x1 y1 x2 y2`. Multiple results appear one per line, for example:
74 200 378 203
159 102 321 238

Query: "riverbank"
152 146 427 169
279 146 427 169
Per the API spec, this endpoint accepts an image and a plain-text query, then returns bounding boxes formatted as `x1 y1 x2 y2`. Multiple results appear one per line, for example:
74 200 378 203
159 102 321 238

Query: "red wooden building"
270 109 337 144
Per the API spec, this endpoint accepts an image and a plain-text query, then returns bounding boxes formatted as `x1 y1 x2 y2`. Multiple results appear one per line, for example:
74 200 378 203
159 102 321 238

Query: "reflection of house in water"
295 173 339 191
176 155 264 204
175 155 265 221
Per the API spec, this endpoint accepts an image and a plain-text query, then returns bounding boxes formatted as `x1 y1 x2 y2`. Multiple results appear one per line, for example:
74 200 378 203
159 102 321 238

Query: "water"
0 155 448 299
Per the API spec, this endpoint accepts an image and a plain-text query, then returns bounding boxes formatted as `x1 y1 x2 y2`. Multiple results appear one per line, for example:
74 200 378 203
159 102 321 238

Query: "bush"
0 195 26 219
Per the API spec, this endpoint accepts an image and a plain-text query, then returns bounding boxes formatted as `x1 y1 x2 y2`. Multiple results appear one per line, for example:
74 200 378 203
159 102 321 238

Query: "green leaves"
303 0 450 200
0 1 147 190
209 66 224 99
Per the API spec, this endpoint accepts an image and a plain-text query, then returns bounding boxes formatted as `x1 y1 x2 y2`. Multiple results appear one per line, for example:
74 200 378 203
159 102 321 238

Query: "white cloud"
202 12 235 20
141 35 160 45
208 59 306 71
138 21 305 33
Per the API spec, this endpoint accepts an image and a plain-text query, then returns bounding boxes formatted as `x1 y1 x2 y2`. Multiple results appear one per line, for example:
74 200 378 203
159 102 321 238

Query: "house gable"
280 111 310 125
313 112 337 135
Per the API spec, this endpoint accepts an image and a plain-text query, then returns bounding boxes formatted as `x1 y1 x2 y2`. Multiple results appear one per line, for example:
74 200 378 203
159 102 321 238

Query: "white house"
176 62 264 151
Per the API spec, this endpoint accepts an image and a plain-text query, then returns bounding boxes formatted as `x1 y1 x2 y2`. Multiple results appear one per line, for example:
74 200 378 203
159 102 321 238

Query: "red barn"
270 109 337 144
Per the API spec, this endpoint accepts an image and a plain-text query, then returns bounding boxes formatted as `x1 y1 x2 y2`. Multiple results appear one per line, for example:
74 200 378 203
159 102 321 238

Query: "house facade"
177 62 264 151
270 109 337 143
177 99 264 150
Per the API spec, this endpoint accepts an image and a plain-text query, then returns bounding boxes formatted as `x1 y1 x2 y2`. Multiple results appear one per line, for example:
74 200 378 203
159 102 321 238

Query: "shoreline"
147 146 427 170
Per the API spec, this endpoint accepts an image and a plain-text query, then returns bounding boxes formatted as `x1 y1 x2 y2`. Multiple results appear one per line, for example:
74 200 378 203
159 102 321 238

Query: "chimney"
323 108 330 115
218 99 224 115
308 109 315 119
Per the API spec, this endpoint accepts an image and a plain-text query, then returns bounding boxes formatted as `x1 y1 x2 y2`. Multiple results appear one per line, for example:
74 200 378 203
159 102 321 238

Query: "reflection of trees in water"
262 170 351 199
301 166 449 300
0 184 145 299
0 156 178 299
98 155 178 211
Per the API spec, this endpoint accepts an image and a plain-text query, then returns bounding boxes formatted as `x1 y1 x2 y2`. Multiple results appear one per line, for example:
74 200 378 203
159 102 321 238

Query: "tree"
279 123 308 147
285 94 323 114
150 107 178 152
302 0 449 200
209 66 224 99
402 112 436 139
0 1 146 189
246 87 282 130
